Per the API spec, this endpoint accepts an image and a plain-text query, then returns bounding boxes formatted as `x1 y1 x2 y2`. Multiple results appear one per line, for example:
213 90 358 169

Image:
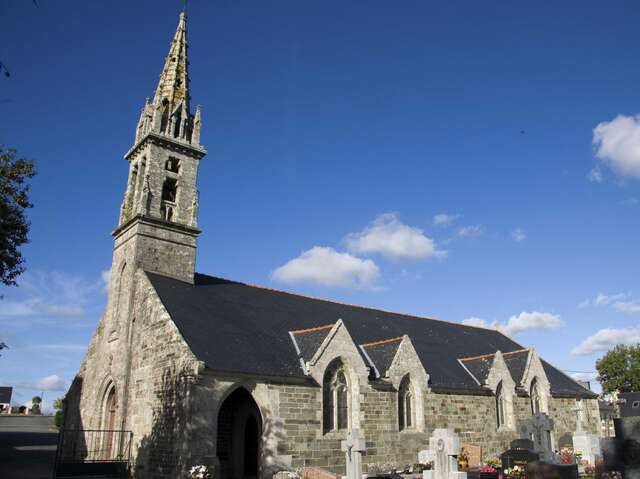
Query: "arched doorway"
102 386 117 460
217 388 262 479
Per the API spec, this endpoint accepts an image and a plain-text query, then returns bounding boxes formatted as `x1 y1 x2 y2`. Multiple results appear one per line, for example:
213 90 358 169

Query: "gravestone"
517 413 554 461
571 404 601 466
501 438 539 470
422 429 467 479
459 443 481 469
341 429 366 479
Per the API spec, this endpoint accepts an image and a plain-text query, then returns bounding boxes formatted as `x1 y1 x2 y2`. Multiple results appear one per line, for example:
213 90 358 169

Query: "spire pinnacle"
153 11 190 117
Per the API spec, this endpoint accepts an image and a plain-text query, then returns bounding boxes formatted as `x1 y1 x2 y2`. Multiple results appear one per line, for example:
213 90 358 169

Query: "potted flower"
479 464 498 479
190 465 212 479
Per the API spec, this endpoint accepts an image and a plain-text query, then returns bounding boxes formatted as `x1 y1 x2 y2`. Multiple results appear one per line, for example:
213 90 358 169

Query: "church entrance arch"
217 388 262 479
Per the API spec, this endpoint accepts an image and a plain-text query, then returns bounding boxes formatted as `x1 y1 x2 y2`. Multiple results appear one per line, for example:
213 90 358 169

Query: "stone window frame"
485 351 516 432
398 374 415 431
322 358 351 434
530 378 542 415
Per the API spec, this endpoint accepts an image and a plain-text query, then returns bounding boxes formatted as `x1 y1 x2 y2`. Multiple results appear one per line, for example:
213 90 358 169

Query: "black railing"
54 429 133 478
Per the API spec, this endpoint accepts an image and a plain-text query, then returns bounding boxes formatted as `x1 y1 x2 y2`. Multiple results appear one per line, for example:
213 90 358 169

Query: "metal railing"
54 429 133 478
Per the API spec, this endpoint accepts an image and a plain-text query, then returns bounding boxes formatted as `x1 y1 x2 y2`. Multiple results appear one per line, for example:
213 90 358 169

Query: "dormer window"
165 158 180 173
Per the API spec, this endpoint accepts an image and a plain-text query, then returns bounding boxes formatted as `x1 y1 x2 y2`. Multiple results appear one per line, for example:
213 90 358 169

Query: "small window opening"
165 158 180 173
632 401 640 408
161 178 177 203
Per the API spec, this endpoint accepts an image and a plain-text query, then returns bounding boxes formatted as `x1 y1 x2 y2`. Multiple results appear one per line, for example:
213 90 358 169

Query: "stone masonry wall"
265 381 600 476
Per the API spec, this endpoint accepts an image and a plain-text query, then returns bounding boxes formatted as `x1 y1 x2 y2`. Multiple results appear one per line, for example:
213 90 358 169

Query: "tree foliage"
596 344 640 394
0 147 36 286
30 395 42 415
53 397 64 429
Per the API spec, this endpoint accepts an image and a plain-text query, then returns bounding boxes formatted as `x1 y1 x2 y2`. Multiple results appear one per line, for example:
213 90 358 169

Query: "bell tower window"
161 178 178 222
165 158 180 173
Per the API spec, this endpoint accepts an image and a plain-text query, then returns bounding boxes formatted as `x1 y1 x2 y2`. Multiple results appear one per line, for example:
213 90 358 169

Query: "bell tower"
112 11 206 285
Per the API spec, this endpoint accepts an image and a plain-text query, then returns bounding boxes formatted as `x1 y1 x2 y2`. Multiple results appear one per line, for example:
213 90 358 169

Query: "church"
62 11 600 479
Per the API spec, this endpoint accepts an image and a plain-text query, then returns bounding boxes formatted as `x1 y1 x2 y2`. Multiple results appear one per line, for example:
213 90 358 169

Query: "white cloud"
101 269 111 293
433 213 460 227
595 292 629 306
621 197 639 205
580 292 640 314
461 311 563 336
612 301 640 314
570 372 598 382
500 311 564 336
0 270 107 320
587 166 603 183
345 213 446 261
462 317 492 328
272 246 380 289
592 114 640 179
511 228 527 242
457 225 484 238
572 326 640 355
18 374 67 391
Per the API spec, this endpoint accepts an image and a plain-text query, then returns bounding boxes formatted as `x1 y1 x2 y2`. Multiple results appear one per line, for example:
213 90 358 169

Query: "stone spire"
154 11 190 115
134 11 201 146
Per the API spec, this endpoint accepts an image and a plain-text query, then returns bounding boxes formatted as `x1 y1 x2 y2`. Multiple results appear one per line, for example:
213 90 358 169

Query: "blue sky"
1 0 639 409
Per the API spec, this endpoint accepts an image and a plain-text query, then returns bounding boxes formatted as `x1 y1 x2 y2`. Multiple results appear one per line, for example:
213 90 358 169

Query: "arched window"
530 378 541 415
161 178 178 221
323 360 349 433
496 381 507 429
165 158 180 173
398 375 414 430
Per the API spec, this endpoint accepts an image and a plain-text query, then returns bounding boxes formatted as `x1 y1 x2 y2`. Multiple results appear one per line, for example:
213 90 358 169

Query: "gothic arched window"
323 360 349 433
496 381 507 429
530 378 541 415
398 375 414 430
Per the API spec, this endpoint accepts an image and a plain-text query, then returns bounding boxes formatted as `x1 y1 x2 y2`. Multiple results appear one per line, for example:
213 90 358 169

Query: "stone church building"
64 11 599 479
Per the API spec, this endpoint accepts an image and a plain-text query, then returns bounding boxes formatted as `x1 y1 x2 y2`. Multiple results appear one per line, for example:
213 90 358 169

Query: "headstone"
459 443 481 469
568 404 600 466
341 429 366 479
517 413 554 461
500 448 539 471
422 429 467 479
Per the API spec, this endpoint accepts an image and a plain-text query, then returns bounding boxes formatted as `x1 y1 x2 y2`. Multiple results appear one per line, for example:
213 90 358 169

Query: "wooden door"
104 389 117 459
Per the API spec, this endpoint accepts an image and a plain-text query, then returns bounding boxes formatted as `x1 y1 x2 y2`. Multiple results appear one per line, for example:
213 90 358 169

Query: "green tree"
596 344 640 394
30 395 42 415
53 397 64 429
0 147 36 286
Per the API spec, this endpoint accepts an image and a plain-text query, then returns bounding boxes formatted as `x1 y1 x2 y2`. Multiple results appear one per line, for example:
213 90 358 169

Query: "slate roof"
0 386 12 404
290 324 334 364
502 349 530 385
360 337 403 377
459 354 494 385
148 272 596 398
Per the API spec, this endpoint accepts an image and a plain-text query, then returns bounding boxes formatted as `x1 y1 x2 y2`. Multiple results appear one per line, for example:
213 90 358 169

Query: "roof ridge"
360 336 404 348
290 323 335 335
459 348 530 362
193 272 501 332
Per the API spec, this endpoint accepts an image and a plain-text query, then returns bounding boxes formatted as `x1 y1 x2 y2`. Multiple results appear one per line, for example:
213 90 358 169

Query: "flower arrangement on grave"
458 448 470 470
583 464 595 475
366 461 400 475
503 465 524 478
560 452 576 464
482 456 501 468
412 462 433 472
601 472 622 479
479 465 497 474
189 465 212 479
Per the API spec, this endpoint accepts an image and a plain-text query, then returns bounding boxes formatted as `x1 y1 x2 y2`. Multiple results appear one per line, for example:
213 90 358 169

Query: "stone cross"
341 429 366 479
572 403 584 433
423 429 467 479
517 413 554 461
